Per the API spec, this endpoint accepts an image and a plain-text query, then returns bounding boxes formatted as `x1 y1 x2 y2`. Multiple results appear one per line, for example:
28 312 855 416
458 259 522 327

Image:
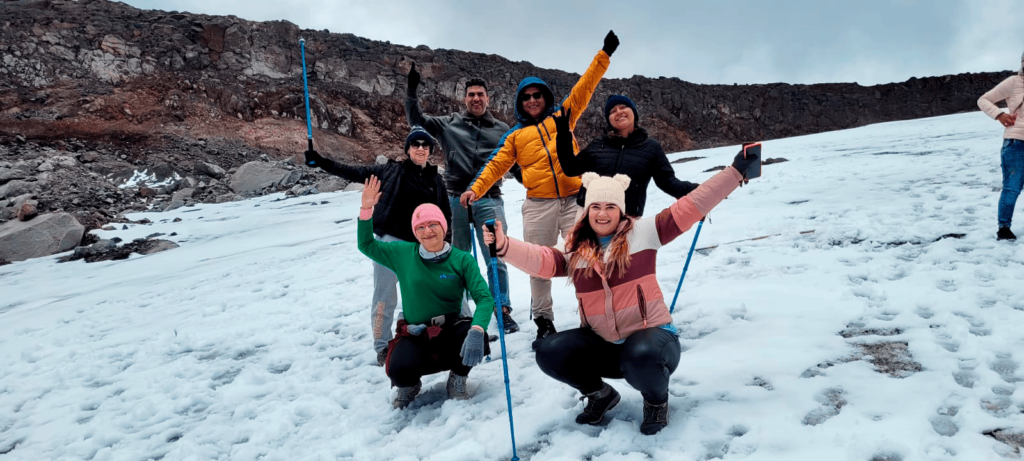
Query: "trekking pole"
468 206 478 261
299 38 315 157
485 219 519 461
669 216 705 314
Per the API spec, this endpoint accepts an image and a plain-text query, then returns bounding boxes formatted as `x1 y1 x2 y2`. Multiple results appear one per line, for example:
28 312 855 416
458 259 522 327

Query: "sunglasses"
520 92 544 102
410 140 431 149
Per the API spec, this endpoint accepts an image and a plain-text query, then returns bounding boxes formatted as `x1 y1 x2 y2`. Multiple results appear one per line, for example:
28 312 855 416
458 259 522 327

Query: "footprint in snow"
930 326 959 353
700 425 751 460
915 306 934 319
953 311 991 336
953 359 979 389
802 387 846 426
990 353 1021 383
930 404 960 437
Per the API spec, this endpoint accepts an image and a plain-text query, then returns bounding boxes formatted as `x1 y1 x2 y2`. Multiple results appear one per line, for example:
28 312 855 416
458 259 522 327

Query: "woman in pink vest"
483 150 759 435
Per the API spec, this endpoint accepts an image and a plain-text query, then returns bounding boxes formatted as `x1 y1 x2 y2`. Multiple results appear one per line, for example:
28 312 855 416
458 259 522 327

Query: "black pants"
536 327 681 404
386 319 484 388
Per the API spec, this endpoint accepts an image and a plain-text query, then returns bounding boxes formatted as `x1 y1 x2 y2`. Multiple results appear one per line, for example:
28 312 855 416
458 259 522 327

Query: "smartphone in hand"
742 142 762 180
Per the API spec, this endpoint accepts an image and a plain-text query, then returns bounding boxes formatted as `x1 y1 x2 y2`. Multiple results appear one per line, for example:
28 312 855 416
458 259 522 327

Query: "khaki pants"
522 195 581 321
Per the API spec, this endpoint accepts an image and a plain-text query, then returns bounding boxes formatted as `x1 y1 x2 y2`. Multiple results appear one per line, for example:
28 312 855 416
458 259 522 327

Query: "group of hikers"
302 31 1024 436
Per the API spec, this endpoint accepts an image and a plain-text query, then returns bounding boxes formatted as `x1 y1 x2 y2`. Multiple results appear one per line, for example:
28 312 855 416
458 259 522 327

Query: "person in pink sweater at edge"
483 146 761 435
978 51 1024 241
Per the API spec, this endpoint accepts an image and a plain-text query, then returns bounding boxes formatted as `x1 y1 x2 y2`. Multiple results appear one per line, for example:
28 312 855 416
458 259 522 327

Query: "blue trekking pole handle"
299 38 314 153
485 219 519 461
669 216 705 314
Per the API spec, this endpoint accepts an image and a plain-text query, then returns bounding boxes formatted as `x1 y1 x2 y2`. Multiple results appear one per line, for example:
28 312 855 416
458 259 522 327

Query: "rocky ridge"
0 0 1015 261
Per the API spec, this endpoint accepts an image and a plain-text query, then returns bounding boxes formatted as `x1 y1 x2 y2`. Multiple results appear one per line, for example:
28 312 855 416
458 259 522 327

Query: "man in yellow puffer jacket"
460 30 618 349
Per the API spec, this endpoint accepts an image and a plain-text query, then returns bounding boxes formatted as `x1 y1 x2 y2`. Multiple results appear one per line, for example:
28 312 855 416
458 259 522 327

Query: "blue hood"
514 77 556 125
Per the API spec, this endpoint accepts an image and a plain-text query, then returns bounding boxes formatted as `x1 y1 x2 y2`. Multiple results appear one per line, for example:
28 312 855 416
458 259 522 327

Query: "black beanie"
404 126 435 154
604 94 639 129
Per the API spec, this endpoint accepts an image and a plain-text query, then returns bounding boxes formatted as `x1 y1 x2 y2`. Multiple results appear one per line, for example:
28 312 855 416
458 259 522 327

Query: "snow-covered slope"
2 112 1023 460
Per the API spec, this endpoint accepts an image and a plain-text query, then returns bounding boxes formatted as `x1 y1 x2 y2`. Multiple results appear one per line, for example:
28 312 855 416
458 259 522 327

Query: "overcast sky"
122 0 1024 86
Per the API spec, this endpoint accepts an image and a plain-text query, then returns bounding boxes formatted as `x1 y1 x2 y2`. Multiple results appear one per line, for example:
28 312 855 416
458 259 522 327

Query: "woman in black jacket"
557 95 698 217
304 126 452 366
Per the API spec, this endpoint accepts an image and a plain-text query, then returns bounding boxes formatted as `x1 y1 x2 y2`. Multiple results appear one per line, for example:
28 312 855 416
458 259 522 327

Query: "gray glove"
406 323 426 336
460 327 486 367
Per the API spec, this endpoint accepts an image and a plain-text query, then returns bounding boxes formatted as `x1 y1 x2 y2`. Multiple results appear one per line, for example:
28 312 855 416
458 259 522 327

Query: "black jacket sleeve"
650 143 699 198
437 176 454 243
405 97 453 138
318 157 386 183
557 133 587 177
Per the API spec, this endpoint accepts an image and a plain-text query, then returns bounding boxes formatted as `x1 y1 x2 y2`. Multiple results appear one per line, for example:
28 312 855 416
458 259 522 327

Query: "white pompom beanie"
581 172 631 213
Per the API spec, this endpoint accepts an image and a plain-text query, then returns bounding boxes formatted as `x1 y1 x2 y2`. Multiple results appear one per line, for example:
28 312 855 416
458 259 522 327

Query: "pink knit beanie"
411 203 447 234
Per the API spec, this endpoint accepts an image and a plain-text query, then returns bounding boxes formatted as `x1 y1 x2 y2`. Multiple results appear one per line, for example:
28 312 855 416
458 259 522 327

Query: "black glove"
553 107 573 156
602 30 619 56
304 148 325 167
731 148 759 178
407 62 420 98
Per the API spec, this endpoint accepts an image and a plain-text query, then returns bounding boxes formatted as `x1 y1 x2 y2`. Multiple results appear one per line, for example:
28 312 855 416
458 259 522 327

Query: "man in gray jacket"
406 64 519 333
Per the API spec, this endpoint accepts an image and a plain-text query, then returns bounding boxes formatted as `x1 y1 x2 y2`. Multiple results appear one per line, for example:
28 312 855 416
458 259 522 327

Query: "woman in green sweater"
357 176 495 409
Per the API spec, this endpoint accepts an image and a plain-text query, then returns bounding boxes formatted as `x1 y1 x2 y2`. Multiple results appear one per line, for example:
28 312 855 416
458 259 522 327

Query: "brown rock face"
0 0 1013 158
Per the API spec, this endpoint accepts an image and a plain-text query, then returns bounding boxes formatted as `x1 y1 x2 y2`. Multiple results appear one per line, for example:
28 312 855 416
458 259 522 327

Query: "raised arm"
561 31 615 129
356 176 396 268
653 146 761 245
553 107 587 177
405 63 454 136
482 221 569 279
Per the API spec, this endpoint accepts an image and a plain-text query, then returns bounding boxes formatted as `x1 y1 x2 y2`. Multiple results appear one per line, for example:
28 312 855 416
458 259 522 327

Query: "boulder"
314 176 348 193
228 161 294 195
163 188 195 211
139 239 179 255
79 152 101 163
194 161 226 179
0 180 39 199
16 200 38 221
214 193 241 203
0 212 85 262
343 182 364 192
0 165 31 185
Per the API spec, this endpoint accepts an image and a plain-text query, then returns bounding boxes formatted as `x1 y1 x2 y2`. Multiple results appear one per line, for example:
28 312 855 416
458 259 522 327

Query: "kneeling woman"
358 176 494 409
484 152 758 435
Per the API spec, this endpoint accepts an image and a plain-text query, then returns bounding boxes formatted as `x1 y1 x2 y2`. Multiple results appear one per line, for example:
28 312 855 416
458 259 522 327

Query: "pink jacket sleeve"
979 77 1015 119
499 237 569 279
655 166 743 245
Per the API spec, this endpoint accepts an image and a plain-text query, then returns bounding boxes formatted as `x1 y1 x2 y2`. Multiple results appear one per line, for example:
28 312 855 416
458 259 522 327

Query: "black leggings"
536 327 681 404
386 319 482 388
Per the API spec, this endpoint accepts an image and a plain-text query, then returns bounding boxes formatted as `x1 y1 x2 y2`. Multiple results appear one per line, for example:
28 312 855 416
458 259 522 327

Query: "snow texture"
2 112 1024 460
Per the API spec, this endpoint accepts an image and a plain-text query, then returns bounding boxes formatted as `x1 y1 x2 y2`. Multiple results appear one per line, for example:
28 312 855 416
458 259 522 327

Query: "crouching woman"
483 151 758 435
357 176 494 409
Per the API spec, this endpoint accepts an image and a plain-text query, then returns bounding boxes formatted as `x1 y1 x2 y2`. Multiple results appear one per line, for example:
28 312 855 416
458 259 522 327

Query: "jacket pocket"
636 285 648 328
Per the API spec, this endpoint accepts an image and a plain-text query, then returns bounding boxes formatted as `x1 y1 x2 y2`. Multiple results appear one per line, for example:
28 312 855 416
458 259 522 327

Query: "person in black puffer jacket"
557 95 698 217
304 126 453 364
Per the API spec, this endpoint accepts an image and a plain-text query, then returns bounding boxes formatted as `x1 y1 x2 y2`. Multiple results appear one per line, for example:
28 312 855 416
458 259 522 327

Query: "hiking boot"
998 227 1016 240
501 306 520 334
532 317 556 350
376 348 388 367
575 384 620 425
392 382 421 409
640 400 670 435
446 371 470 400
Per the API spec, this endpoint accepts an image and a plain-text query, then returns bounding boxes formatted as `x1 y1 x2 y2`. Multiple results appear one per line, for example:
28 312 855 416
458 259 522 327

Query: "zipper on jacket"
636 285 648 329
536 123 562 198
